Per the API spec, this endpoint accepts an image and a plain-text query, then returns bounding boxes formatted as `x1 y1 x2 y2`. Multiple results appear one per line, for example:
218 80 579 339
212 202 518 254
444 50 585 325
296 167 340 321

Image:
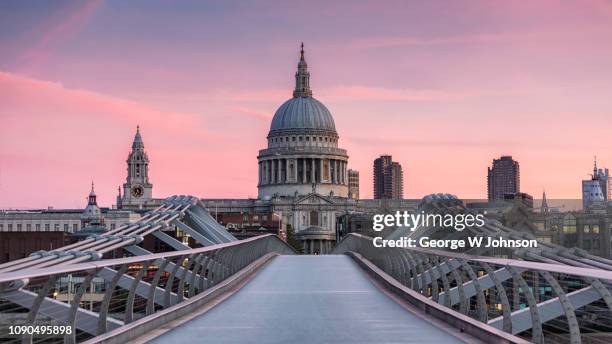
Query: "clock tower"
121 126 153 209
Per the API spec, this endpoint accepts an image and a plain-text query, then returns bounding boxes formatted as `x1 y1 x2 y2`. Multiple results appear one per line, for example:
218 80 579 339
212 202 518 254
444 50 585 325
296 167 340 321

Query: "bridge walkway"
149 255 465 343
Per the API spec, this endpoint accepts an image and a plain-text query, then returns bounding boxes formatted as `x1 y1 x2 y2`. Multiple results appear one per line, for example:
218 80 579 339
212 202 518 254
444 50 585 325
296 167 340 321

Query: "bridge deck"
150 255 462 343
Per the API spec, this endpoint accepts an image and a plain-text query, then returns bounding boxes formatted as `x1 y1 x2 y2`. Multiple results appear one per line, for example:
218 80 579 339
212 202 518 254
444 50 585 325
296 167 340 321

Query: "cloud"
0 70 216 139
231 107 273 121
21 0 102 71
199 86 475 103
0 71 231 208
348 32 522 50
320 85 471 102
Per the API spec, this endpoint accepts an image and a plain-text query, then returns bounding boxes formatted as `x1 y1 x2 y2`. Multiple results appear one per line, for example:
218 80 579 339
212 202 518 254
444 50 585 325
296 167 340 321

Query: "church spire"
88 181 97 205
132 125 144 150
541 189 549 214
592 155 601 180
293 42 312 98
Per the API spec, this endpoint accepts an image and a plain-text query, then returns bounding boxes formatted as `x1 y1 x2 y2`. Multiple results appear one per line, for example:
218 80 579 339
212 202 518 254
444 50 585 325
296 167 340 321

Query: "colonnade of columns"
258 157 347 185
302 239 333 254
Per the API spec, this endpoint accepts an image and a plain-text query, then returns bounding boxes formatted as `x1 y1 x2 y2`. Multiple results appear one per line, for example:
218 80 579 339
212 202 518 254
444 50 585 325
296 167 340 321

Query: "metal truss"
0 195 295 343
336 194 612 343
334 232 612 344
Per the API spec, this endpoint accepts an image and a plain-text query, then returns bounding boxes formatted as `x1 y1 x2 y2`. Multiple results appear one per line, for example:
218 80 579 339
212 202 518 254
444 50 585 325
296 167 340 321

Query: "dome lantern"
293 42 312 98
268 44 337 138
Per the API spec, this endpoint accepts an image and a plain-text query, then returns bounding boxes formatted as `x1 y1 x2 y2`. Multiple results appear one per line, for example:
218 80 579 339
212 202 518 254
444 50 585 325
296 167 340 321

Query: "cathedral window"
310 211 319 226
45 224 50 231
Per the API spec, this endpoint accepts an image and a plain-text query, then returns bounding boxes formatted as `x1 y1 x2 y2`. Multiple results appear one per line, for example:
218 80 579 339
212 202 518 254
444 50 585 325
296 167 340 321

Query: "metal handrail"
341 233 612 282
0 234 285 284
334 232 612 344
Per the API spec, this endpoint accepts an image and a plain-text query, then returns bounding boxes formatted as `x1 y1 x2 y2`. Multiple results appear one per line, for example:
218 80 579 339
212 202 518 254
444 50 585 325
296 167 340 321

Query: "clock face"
131 185 144 198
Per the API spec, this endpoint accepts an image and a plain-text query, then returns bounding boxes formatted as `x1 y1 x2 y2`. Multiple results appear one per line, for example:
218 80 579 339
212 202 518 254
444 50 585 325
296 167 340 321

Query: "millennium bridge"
1 195 612 343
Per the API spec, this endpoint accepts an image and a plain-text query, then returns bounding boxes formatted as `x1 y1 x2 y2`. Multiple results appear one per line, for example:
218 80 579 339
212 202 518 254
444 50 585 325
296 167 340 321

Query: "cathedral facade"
203 45 414 254
109 45 413 253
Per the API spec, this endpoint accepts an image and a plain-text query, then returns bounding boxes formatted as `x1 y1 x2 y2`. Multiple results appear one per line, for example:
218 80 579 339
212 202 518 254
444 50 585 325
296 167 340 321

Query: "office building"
487 156 520 201
373 156 403 199
348 169 359 199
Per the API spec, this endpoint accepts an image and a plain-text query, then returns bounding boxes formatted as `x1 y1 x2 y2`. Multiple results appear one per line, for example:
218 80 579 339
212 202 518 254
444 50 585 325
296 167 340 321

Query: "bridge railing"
0 234 294 344
334 233 612 344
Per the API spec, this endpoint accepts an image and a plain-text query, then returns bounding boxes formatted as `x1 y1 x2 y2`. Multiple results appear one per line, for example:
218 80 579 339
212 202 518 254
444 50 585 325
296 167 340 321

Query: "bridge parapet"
0 234 293 343
0 193 295 344
334 233 612 344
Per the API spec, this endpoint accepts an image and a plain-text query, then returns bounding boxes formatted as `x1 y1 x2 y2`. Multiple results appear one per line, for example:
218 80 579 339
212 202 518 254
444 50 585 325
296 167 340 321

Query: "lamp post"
272 211 286 241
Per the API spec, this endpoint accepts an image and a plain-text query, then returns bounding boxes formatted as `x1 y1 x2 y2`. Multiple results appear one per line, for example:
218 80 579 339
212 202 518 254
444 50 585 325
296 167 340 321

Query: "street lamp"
272 211 286 241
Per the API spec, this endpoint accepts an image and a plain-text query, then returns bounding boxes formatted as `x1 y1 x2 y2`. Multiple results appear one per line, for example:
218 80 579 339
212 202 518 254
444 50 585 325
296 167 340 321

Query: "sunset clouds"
1 0 612 207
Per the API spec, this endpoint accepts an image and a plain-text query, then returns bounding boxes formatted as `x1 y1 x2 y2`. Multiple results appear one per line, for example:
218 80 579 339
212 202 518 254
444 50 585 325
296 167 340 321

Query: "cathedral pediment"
294 193 335 205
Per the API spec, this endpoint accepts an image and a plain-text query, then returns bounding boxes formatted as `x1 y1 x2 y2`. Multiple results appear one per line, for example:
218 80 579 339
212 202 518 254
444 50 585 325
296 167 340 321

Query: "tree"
285 224 303 253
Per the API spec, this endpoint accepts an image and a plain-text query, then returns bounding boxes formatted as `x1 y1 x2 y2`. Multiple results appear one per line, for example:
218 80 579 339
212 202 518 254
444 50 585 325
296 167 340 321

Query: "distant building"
212 212 284 240
532 209 612 259
348 169 359 199
468 200 612 259
118 126 161 210
373 155 404 199
0 184 140 263
504 192 533 209
582 157 609 210
594 157 611 200
373 155 391 199
540 190 549 214
385 162 404 199
487 156 520 201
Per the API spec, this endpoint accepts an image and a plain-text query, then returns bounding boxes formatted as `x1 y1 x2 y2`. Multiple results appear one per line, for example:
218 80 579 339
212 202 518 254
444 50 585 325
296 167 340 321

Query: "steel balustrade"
333 233 612 344
3 192 612 343
0 195 295 343
0 234 294 343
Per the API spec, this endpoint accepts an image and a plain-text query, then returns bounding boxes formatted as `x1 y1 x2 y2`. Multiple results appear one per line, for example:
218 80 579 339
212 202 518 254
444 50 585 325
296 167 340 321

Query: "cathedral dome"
268 43 337 137
257 44 349 200
270 97 336 134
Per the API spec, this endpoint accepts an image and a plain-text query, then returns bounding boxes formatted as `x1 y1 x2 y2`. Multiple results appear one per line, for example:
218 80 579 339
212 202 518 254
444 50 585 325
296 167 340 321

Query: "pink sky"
1 0 612 208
